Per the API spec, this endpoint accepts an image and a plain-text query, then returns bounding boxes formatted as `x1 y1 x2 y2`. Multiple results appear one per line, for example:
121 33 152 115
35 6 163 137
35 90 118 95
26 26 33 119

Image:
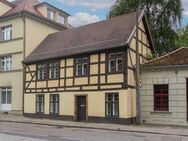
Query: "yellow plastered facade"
0 9 63 113
24 90 136 118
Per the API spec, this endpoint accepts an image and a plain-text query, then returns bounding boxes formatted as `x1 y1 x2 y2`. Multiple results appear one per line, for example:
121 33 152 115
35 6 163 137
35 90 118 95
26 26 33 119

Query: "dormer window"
47 9 55 20
59 15 65 24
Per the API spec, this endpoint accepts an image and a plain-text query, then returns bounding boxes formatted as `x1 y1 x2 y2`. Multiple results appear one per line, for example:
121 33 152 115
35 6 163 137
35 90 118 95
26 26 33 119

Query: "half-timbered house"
23 10 154 124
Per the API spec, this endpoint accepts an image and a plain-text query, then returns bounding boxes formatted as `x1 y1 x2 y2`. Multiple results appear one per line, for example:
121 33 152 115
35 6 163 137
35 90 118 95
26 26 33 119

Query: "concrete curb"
1 120 188 137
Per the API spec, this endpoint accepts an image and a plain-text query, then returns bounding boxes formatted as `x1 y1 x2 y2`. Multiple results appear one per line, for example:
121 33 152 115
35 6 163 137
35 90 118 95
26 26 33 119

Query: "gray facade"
141 68 188 126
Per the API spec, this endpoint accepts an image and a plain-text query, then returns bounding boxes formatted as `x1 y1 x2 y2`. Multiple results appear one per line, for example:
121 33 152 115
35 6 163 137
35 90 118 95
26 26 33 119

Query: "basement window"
154 84 169 111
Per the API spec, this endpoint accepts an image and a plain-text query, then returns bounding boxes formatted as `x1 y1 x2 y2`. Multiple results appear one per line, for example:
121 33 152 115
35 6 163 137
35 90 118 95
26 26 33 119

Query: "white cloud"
69 12 100 27
182 0 188 18
58 0 116 10
183 11 188 17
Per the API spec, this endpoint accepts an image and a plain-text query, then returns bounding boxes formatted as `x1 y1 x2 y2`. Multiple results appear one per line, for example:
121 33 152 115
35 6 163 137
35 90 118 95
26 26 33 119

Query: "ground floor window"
36 95 44 113
1 87 11 104
105 93 119 117
50 94 59 114
154 84 169 111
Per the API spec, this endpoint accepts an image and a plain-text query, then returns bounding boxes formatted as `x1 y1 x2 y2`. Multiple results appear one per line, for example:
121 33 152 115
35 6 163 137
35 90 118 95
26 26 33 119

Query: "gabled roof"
143 47 188 68
23 10 154 64
2 0 41 17
34 2 70 17
0 0 15 7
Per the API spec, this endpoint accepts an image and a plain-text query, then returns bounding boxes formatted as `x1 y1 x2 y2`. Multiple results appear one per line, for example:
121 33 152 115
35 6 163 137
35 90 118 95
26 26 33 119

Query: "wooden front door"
76 96 86 121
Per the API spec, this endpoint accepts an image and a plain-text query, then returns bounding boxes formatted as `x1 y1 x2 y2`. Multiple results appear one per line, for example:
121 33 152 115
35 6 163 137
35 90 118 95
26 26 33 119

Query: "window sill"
0 69 22 73
151 111 172 115
0 37 23 43
75 75 88 78
105 116 119 118
107 71 124 75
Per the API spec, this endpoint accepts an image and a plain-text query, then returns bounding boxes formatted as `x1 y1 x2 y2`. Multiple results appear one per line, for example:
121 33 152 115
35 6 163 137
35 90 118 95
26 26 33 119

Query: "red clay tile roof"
23 11 153 64
2 0 41 17
143 47 188 67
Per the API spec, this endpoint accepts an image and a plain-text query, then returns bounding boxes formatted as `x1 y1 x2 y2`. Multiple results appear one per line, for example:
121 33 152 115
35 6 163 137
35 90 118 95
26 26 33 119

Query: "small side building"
23 11 154 124
141 47 188 126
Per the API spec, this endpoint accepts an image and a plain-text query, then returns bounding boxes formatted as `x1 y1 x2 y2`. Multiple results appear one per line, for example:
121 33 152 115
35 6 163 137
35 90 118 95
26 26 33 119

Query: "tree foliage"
109 0 183 54
177 25 188 47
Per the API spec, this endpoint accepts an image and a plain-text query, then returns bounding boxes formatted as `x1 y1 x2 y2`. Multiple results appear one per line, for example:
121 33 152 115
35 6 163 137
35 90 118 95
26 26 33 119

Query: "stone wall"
141 68 188 126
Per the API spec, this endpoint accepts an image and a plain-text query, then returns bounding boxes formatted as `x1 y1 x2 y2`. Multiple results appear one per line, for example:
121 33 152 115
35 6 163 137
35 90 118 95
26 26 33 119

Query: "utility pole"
135 0 141 125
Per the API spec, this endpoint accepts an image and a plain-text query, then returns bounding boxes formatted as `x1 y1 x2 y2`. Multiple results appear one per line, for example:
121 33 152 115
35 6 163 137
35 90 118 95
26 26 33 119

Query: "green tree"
109 0 183 54
177 25 188 47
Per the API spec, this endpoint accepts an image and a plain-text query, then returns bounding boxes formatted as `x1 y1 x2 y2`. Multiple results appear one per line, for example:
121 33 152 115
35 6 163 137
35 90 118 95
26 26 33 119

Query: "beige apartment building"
0 0 71 114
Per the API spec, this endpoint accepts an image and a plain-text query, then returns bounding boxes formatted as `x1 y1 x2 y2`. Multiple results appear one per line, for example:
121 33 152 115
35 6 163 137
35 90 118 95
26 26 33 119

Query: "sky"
28 0 188 27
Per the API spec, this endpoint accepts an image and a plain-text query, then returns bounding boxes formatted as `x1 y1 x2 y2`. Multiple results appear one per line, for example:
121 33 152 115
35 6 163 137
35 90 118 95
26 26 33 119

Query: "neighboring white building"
141 47 188 126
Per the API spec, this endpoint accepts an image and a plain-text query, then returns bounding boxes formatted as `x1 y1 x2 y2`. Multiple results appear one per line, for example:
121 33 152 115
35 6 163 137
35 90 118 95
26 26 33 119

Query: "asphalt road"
0 122 187 141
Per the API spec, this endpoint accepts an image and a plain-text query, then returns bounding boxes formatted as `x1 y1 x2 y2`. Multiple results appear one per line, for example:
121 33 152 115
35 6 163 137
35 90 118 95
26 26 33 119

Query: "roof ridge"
49 11 142 37
75 11 140 28
0 0 15 7
146 47 186 64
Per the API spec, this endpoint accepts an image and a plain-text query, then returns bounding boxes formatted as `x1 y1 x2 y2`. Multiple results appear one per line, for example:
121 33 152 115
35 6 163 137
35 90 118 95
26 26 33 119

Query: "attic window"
47 9 55 20
59 15 65 24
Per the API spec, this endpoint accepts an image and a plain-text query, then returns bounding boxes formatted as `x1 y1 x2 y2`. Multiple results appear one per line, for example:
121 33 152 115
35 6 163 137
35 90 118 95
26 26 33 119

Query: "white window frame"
59 15 65 24
1 56 12 71
47 9 55 20
75 57 89 76
1 87 12 104
1 25 12 41
37 64 47 80
49 62 59 79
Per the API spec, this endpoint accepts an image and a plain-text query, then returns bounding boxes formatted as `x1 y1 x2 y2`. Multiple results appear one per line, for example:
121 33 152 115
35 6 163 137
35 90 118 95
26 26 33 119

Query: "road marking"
60 136 83 141
0 131 83 141
1 131 49 137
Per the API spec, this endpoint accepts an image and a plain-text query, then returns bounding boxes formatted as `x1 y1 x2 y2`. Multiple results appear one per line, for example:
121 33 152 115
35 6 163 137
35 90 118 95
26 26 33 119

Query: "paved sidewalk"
0 114 188 137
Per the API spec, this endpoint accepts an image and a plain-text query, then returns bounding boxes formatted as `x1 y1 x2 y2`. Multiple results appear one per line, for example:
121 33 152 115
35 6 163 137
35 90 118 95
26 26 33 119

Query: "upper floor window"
154 84 169 111
37 61 59 80
1 25 12 41
47 9 55 20
108 51 123 73
59 15 65 24
37 64 47 80
1 56 12 71
75 57 89 76
49 62 59 79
